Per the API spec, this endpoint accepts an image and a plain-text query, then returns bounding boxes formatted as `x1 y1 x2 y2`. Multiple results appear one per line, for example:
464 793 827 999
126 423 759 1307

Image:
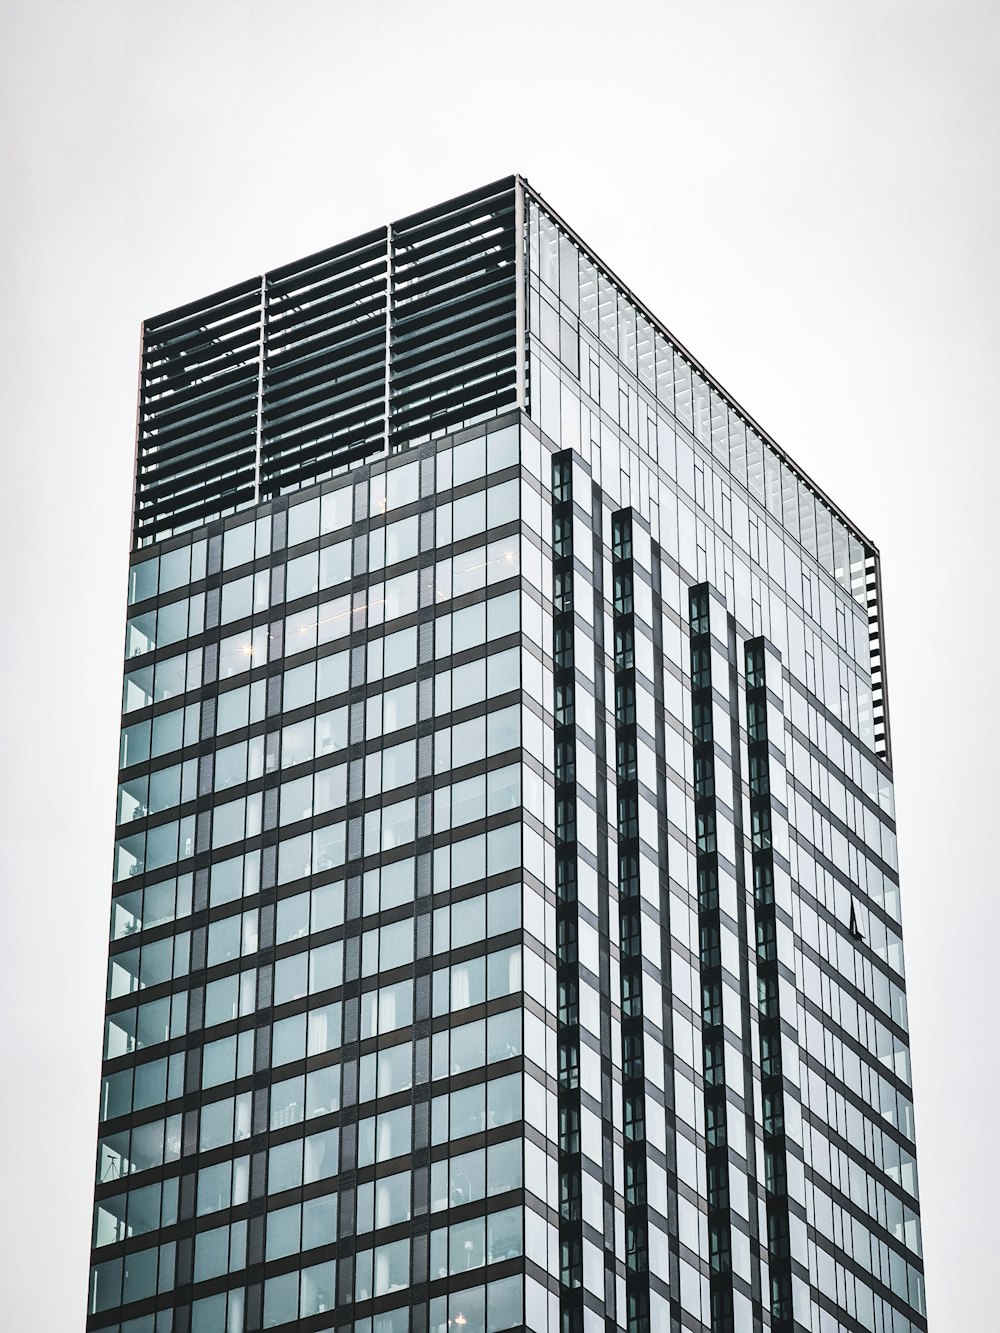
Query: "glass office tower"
89 178 926 1333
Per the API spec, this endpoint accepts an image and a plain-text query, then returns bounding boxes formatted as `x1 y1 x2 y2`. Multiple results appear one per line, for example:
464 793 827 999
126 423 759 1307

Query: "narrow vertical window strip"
591 482 623 1327
745 638 794 1329
649 539 682 1322
689 585 735 1333
723 609 766 1312
612 510 650 1333
552 451 583 1333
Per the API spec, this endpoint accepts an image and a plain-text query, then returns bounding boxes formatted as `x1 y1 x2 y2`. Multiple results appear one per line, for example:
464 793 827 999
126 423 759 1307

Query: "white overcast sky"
1 1 996 1327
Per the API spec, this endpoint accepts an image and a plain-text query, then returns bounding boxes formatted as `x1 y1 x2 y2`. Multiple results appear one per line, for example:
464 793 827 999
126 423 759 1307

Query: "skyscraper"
90 177 926 1333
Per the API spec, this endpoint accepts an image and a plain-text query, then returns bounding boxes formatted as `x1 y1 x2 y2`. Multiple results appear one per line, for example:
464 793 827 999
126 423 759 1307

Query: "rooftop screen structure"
132 175 889 760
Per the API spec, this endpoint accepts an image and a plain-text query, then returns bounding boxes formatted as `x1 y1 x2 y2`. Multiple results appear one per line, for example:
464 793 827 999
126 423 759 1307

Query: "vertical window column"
243 499 287 1333
648 542 682 1325
745 640 798 1330
408 447 441 1311
178 519 238 1333
612 511 650 1333
588 482 622 1333
552 452 583 1333
689 586 734 1333
173 523 227 1328
332 477 376 1318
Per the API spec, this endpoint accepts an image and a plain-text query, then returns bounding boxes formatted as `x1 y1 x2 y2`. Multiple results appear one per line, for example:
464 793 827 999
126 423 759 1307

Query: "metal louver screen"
134 280 262 546
260 227 389 498
390 180 518 447
865 551 891 765
133 178 520 546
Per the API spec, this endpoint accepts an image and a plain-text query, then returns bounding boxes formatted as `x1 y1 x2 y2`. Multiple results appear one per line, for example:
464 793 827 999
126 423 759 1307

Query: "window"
693 754 714 799
554 569 572 613
747 699 767 743
709 1223 731 1273
746 642 766 689
691 647 711 690
700 924 721 970
613 571 633 615
555 740 575 783
751 806 772 850
612 512 632 561
762 1090 784 1137
702 980 723 1028
705 1098 727 1149
753 861 774 906
554 681 574 726
692 701 712 744
357 1169 411 1234
618 852 639 900
357 1107 411 1168
618 794 639 840
616 736 637 782
749 751 769 797
689 590 710 636
761 1031 782 1078
697 864 719 911
615 682 635 726
703 1040 725 1089
696 809 716 854
707 1159 729 1210
614 623 634 670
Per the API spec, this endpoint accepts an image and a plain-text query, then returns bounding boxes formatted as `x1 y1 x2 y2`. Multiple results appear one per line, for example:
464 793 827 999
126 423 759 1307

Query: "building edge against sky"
91 177 925 1333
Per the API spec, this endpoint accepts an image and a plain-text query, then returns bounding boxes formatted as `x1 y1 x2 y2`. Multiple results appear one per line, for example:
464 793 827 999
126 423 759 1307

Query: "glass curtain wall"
525 192 924 1333
92 417 569 1333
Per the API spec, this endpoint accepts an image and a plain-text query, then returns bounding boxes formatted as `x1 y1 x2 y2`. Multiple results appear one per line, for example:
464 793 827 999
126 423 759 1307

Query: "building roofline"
517 175 879 556
137 170 880 558
143 176 520 332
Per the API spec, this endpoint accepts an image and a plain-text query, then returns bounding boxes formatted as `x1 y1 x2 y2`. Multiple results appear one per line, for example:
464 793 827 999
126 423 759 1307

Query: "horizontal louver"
261 228 389 498
865 551 891 765
391 180 518 446
135 281 262 545
133 178 520 545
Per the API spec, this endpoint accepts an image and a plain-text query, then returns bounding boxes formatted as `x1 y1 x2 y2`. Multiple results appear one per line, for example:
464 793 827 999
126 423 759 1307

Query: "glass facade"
89 180 925 1333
